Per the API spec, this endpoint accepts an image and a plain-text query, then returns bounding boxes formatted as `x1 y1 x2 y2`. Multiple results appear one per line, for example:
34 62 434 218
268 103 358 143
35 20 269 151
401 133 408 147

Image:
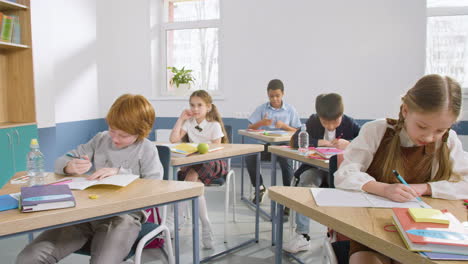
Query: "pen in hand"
66 153 85 160
392 170 425 206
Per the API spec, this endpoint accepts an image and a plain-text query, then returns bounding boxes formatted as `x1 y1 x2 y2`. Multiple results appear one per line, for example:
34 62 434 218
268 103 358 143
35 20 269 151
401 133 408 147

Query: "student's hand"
331 139 350 150
88 168 119 180
383 183 419 202
260 113 272 127
64 155 91 175
275 120 286 129
410 183 431 196
180 109 193 121
318 139 333 147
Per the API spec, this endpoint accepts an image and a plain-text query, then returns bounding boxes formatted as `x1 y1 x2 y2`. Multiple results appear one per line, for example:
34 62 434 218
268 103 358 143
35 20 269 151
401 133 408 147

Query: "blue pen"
392 170 425 207
66 153 85 160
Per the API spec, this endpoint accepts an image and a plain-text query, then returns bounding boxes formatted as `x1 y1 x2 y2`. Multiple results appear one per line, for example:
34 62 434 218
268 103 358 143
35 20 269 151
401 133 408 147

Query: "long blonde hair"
381 74 461 183
189 90 229 143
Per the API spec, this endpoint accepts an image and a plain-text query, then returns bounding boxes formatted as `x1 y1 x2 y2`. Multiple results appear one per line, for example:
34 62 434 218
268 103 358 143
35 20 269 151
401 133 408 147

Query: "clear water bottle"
298 124 309 156
27 138 46 186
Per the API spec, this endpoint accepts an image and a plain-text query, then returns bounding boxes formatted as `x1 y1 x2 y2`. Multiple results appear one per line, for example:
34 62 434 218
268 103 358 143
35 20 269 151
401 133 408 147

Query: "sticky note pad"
408 208 449 225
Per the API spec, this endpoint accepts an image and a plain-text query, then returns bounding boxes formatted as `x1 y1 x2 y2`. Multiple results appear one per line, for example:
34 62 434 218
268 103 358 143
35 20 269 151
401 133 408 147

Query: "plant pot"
173 83 192 96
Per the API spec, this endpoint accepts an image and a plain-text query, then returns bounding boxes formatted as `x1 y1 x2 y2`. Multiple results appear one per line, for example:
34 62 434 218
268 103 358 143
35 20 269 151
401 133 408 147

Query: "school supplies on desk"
310 147 343 159
0 193 19 211
393 170 425 208
263 130 289 136
421 252 468 260
20 185 76 212
170 143 224 156
65 174 139 190
310 188 431 208
408 208 450 225
246 129 265 132
392 208 468 255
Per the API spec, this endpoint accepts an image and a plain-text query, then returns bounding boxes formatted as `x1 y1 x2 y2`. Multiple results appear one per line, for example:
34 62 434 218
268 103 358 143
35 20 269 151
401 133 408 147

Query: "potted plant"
167 66 195 93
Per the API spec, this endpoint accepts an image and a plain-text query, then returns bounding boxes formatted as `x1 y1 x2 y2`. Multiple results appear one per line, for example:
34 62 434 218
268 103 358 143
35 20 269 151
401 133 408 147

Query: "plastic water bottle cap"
30 138 39 147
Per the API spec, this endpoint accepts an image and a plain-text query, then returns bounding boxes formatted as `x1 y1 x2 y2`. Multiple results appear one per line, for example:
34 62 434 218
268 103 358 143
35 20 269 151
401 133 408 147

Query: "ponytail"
207 104 229 143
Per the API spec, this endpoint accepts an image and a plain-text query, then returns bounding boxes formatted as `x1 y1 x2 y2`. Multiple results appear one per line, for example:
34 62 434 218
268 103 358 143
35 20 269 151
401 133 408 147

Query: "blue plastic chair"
75 145 175 264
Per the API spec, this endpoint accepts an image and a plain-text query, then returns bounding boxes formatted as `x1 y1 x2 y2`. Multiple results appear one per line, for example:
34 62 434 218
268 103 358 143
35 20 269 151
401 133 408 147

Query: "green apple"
197 143 209 154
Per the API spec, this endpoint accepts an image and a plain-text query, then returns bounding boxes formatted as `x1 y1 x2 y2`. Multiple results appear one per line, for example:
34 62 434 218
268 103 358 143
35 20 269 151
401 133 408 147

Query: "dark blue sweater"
291 114 361 177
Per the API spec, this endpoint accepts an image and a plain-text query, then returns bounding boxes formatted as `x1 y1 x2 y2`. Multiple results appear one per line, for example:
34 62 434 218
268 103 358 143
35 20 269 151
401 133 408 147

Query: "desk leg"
271 153 277 245
192 197 200 264
275 203 284 264
255 152 260 242
241 135 245 199
173 167 180 264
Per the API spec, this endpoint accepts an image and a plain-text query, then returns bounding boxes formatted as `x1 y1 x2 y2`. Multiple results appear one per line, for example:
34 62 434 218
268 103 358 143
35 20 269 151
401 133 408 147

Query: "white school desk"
165 143 264 263
268 145 329 245
238 129 294 220
269 186 468 264
0 173 204 264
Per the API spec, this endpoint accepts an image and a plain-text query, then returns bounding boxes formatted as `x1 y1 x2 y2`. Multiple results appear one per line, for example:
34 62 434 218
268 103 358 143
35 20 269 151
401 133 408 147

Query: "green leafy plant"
167 66 195 88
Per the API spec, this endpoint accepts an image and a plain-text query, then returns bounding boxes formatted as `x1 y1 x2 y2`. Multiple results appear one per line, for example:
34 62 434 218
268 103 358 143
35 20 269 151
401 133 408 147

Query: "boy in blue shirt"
246 79 301 206
283 93 360 253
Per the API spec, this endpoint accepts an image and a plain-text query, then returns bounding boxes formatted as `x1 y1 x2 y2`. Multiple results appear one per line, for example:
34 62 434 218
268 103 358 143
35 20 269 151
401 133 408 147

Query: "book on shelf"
392 208 468 255
170 143 224 156
11 15 20 44
64 174 140 190
20 185 76 212
1 14 14 42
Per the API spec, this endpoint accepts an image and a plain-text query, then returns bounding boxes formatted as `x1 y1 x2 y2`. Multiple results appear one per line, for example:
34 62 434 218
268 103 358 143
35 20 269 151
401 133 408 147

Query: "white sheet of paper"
310 188 431 208
67 174 139 190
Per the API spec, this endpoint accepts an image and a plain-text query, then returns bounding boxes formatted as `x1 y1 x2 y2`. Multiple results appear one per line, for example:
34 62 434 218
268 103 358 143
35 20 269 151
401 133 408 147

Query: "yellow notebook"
171 143 198 156
408 208 450 225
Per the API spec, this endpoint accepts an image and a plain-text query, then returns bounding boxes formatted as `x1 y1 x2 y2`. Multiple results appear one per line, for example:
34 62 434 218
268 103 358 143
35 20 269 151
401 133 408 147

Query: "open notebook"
310 188 431 208
62 174 140 190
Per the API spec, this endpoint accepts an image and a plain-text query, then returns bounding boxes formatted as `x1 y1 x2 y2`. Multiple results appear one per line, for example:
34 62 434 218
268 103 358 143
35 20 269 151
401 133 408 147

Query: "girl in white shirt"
335 74 468 264
170 90 229 249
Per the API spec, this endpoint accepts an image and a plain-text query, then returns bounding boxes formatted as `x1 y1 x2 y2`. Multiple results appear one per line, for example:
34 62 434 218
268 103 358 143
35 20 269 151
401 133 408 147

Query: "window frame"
152 0 223 100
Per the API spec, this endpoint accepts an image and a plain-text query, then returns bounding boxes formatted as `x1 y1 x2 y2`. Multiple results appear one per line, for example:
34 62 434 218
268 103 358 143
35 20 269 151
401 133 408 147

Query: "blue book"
422 252 468 260
20 185 76 212
0 194 18 211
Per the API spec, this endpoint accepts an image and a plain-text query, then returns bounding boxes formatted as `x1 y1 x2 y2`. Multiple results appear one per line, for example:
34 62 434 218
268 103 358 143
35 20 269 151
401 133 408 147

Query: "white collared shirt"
182 118 224 143
324 129 336 141
334 119 468 200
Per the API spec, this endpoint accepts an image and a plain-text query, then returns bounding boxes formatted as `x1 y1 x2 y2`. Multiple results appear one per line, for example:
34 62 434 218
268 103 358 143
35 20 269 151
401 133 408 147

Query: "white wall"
146 0 425 119
31 0 100 127
32 0 427 126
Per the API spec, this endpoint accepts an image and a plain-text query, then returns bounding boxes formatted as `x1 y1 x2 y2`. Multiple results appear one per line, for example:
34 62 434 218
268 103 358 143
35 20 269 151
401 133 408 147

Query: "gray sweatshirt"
55 131 163 180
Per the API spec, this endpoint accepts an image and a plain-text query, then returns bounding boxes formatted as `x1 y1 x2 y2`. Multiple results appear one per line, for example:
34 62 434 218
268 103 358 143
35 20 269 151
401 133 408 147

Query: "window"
151 0 221 98
426 1 468 89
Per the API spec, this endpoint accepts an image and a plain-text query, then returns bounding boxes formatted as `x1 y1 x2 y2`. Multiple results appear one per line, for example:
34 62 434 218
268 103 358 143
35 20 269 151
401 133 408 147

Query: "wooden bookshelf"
0 0 35 126
0 0 27 11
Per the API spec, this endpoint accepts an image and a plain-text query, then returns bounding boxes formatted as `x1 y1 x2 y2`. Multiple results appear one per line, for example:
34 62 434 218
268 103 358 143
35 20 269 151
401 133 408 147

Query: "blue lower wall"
38 117 468 171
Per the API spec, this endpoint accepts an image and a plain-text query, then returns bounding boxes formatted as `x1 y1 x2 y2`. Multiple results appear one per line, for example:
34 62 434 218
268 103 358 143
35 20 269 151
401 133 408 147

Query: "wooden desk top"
268 145 329 169
0 174 204 237
268 186 467 264
238 129 293 143
168 143 264 166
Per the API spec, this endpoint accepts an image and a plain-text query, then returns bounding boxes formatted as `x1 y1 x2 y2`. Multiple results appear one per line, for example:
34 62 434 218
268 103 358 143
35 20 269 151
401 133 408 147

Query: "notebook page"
363 192 431 208
310 188 370 207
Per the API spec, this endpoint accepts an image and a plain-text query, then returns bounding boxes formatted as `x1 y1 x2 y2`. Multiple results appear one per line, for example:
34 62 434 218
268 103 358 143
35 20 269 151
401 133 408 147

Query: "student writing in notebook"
335 74 468 264
246 79 301 207
169 90 228 249
283 93 360 253
16 94 163 264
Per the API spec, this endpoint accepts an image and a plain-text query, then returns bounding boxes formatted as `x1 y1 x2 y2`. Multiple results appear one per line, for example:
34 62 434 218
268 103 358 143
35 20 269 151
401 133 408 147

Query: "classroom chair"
322 154 350 264
185 125 237 243
75 145 175 264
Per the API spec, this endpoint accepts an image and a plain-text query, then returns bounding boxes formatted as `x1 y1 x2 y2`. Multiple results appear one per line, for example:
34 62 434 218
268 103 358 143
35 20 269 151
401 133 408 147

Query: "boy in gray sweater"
16 94 162 264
